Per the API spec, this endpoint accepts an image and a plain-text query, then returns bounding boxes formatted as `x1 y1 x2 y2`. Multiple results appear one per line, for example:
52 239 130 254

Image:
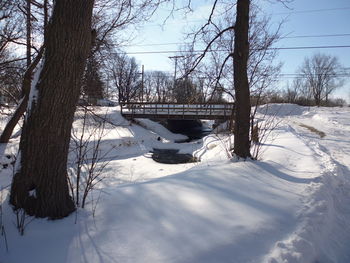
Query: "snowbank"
134 118 188 142
256 103 310 117
1 104 350 262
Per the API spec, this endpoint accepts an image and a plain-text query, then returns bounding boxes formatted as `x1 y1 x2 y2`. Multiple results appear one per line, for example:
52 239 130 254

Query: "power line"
279 75 349 78
274 7 350 15
142 7 350 28
272 45 350 50
277 76 350 80
123 45 350 55
138 71 350 76
280 74 349 76
122 33 350 48
122 42 184 47
284 33 350 39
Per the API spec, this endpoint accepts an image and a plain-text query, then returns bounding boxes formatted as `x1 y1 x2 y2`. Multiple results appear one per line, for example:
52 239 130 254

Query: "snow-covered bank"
265 106 350 263
1 104 350 262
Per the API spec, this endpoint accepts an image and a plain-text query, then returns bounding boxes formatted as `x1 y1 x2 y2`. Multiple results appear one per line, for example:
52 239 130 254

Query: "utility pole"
169 55 184 91
140 65 144 102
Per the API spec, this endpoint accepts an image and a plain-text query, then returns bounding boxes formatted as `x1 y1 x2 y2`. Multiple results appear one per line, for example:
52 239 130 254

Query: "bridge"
120 102 234 120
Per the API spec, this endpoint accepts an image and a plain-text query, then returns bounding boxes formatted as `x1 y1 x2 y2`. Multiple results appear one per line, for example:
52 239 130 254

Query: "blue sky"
125 0 350 101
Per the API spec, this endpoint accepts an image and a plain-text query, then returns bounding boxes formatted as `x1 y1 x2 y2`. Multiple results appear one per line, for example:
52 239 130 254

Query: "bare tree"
6 0 173 218
177 0 287 158
232 0 251 158
142 71 172 102
92 0 169 53
153 71 170 102
180 0 251 158
0 61 25 105
83 0 172 103
0 8 25 106
0 1 24 69
298 53 346 106
248 9 282 104
25 0 32 67
0 0 50 143
107 52 141 103
284 81 299 103
10 0 95 219
82 53 105 104
0 48 44 143
173 77 199 103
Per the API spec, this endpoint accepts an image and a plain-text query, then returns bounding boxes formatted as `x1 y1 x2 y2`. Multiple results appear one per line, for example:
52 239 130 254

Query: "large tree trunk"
233 0 251 158
10 0 94 219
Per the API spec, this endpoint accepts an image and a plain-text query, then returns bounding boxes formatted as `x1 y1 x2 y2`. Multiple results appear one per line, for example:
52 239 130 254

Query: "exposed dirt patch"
299 123 326 138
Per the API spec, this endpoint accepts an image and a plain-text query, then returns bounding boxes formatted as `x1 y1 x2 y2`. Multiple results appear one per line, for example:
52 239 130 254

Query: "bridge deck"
121 102 234 120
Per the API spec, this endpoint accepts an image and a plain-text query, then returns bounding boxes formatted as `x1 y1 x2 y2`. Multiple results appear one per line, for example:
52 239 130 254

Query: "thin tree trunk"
0 0 33 143
43 0 48 31
0 48 44 143
10 0 94 219
233 0 251 158
0 98 26 143
26 0 31 69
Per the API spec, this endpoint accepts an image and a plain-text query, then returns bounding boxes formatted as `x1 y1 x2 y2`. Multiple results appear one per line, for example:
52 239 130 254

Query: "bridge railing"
121 102 235 120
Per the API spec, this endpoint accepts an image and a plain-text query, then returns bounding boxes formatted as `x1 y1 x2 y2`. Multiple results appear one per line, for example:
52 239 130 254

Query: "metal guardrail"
121 102 235 120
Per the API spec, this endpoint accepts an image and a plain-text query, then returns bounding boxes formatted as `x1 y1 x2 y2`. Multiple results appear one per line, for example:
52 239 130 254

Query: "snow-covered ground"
0 104 350 263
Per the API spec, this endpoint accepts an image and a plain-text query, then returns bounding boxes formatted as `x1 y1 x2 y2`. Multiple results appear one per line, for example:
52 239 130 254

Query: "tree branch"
187 26 234 76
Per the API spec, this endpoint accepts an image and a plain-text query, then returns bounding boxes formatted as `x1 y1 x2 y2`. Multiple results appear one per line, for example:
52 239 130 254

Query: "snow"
133 118 188 142
26 60 43 115
1 104 350 262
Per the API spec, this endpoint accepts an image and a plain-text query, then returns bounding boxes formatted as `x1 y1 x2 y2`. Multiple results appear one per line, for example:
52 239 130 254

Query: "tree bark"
233 0 251 158
10 0 95 219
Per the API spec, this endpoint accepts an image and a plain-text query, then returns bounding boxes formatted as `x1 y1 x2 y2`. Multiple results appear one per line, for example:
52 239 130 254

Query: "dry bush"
68 107 116 212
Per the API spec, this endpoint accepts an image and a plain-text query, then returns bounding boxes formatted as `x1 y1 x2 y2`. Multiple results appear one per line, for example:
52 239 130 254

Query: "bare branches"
69 107 116 209
297 53 346 106
0 58 27 68
187 26 234 76
194 0 219 40
0 0 16 21
273 0 293 9
0 46 44 143
177 0 284 108
91 0 174 54
207 53 234 101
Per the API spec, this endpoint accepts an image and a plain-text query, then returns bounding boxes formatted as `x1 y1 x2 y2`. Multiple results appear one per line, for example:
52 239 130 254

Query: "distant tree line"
280 53 348 107
105 52 224 104
268 53 348 107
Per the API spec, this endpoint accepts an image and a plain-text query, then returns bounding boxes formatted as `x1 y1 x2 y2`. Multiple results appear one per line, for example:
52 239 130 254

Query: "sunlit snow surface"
1 104 350 263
